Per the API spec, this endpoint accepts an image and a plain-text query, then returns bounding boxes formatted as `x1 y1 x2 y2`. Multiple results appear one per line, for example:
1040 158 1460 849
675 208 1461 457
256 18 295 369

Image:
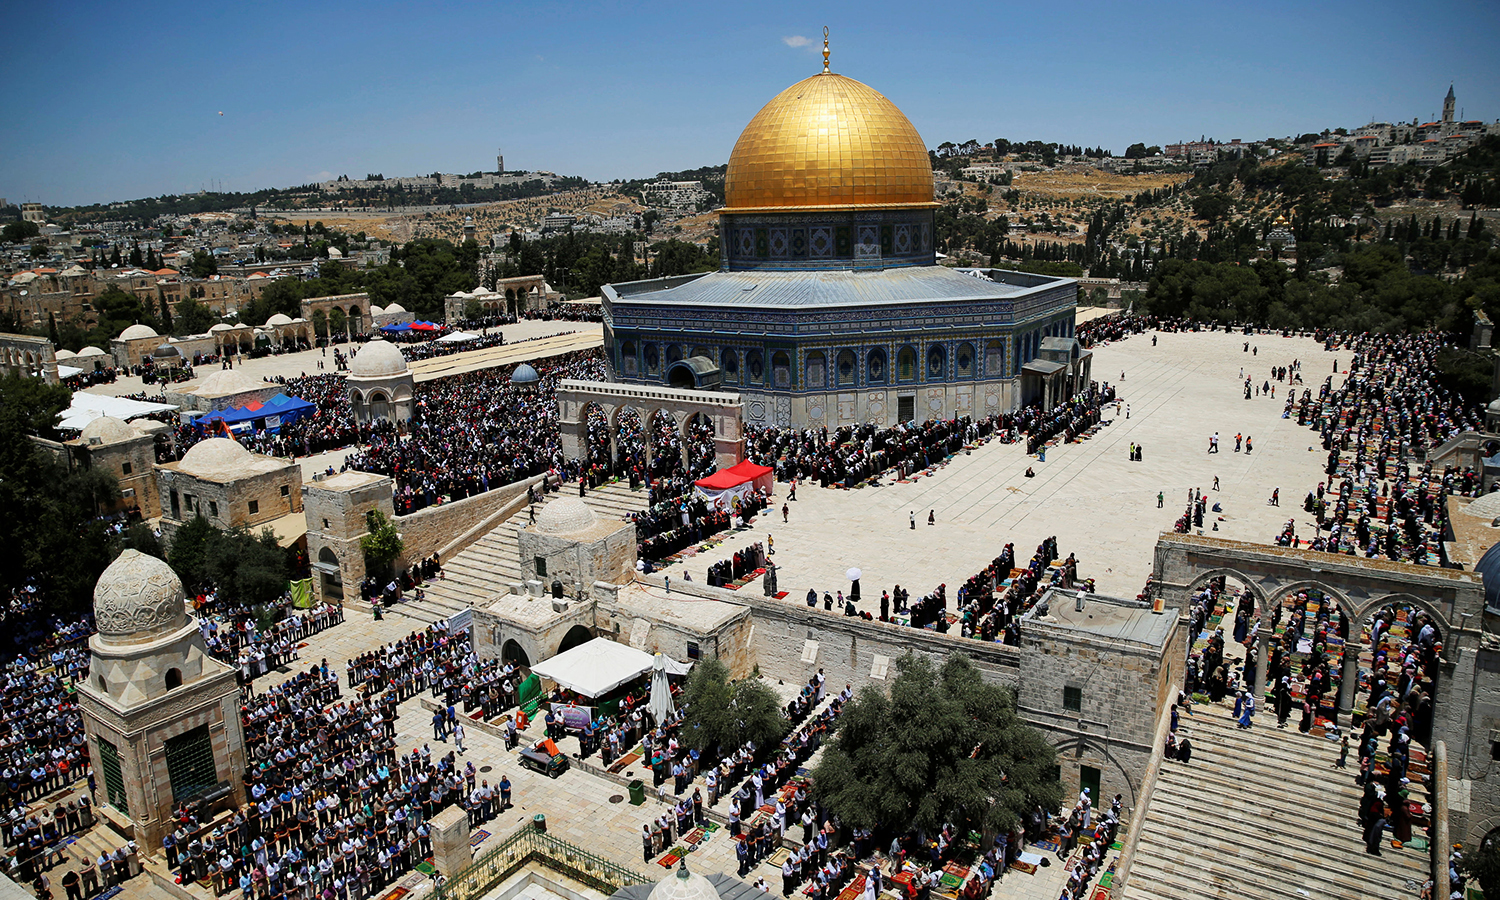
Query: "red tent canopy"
695 460 773 490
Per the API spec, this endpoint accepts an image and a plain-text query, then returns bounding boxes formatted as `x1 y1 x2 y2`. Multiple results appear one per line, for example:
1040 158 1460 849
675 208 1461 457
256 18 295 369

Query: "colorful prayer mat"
941 863 969 880
1009 861 1038 875
1032 840 1061 853
767 848 791 867
684 827 706 845
938 874 962 890
376 888 410 900
1089 889 1109 900
658 854 680 868
470 829 491 847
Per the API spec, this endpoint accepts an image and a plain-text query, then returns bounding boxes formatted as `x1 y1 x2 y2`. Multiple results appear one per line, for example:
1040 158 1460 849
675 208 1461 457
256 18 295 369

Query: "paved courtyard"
657 328 1345 607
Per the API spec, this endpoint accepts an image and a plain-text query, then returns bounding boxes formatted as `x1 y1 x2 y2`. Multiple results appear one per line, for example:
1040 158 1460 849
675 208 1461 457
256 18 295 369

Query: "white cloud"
782 35 812 48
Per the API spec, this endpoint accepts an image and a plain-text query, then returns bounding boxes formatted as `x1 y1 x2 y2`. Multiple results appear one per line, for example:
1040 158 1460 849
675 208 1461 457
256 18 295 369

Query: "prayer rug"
1063 859 1079 874
1009 861 1038 875
1032 840 1060 853
414 862 435 876
1089 889 1109 900
941 863 969 880
377 888 410 900
610 752 641 775
1098 872 1113 888
94 889 122 900
684 827 706 845
1109 842 1123 852
659 854 680 868
938 874 962 891
774 592 789 599
470 829 491 847
835 888 860 900
767 848 791 867
704 822 721 832
399 875 425 890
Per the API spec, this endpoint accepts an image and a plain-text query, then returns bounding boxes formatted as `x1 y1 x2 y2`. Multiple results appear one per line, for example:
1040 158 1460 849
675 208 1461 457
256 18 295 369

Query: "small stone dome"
152 342 181 360
54 348 76 360
648 863 720 900
209 322 235 333
119 323 159 341
1464 490 1500 520
369 305 385 315
265 313 294 327
93 549 188 643
349 339 410 378
76 346 105 357
384 303 407 314
193 369 267 396
79 415 139 444
535 497 598 535
179 437 252 479
511 363 541 385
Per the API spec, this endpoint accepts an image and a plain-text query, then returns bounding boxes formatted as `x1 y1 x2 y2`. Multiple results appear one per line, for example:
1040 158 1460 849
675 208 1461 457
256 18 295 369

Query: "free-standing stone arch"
556 380 744 473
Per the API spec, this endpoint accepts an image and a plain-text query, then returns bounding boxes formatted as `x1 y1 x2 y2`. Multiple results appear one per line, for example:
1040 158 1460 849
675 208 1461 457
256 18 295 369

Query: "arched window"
746 350 764 382
897 346 917 382
927 344 947 380
867 348 887 384
165 668 182 690
721 348 740 383
666 344 683 364
644 344 660 373
772 351 791 388
985 340 1004 377
621 340 638 376
836 350 856 386
956 342 975 378
805 351 826 390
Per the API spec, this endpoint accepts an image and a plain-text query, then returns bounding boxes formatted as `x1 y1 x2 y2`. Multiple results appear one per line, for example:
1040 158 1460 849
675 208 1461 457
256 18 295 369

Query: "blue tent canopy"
194 393 315 434
380 322 413 333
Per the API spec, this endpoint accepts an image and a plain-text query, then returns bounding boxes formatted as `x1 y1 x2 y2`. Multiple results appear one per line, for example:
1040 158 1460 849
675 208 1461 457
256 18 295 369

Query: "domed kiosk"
76 550 247 849
347 338 415 424
601 37 1079 427
519 496 636 599
611 860 761 900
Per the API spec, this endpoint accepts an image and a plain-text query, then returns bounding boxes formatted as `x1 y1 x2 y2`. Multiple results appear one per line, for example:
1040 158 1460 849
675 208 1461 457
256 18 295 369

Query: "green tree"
2 220 40 243
463 298 484 321
167 515 218 590
360 509 404 580
173 298 217 336
678 658 789 755
311 308 328 339
1463 833 1500 899
188 248 218 278
812 653 1062 837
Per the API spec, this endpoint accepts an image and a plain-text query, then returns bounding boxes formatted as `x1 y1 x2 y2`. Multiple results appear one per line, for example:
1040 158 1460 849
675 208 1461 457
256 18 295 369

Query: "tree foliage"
0 376 121 611
812 653 1062 837
167 515 291 604
360 509 404 579
678 658 790 755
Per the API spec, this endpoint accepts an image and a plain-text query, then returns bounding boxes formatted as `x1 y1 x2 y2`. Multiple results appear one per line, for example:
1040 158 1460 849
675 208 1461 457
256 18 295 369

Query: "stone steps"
1126 707 1429 900
390 482 648 623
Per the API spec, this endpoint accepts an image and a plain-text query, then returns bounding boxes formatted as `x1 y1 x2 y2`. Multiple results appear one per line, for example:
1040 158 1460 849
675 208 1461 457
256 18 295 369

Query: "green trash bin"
533 813 547 833
628 780 646 805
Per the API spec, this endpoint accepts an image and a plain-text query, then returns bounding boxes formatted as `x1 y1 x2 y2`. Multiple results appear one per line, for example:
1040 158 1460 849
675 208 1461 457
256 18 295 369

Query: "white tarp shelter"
57 393 178 431
436 331 481 343
532 638 688 698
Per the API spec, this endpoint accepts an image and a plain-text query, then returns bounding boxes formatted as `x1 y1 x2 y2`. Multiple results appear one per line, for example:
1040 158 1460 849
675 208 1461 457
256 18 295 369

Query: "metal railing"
435 822 648 900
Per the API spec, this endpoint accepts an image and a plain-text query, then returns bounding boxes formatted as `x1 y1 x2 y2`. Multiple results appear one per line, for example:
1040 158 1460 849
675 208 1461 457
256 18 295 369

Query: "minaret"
1443 85 1456 125
497 147 505 174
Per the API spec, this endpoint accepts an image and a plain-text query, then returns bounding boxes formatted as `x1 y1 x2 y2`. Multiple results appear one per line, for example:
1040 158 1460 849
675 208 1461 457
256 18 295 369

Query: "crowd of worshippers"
194 596 345 686
950 538 1081 644
158 620 491 900
1054 792 1123 900
0 609 93 812
1271 330 1487 564
1355 605 1442 857
1173 487 1215 534
7 795 97 883
744 417 981 488
635 491 769 564
61 366 119 389
343 352 606 514
342 621 472 706
1014 385 1115 456
358 554 444 610
704 542 768 587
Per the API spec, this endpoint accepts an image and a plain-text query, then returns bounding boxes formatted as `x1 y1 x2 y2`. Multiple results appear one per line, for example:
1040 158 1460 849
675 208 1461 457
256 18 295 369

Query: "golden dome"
724 71 935 213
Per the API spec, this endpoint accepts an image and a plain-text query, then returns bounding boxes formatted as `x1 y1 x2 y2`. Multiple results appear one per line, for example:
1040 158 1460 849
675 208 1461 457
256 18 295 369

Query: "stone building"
516 497 636 595
165 368 280 414
0 332 60 384
111 323 166 369
346 338 415 424
74 550 246 850
304 471 394 604
156 438 303 543
601 55 1077 428
67 416 162 519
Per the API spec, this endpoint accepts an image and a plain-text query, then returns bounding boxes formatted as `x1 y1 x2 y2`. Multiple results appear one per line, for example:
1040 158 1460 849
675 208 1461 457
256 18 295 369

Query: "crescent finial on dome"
822 26 830 73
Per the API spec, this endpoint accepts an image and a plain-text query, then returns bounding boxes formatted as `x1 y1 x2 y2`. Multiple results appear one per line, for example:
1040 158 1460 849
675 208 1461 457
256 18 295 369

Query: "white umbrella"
649 653 675 725
846 568 862 581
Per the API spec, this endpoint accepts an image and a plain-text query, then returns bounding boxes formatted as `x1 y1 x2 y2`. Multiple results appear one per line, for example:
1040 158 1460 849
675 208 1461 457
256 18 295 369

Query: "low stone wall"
393 474 552 569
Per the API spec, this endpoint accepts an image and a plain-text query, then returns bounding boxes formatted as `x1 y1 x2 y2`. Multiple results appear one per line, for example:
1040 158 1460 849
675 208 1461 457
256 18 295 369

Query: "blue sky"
4 0 1498 208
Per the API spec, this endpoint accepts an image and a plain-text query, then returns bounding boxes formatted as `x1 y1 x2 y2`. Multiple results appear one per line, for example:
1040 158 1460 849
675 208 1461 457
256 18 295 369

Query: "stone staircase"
388 480 650 623
1124 708 1429 900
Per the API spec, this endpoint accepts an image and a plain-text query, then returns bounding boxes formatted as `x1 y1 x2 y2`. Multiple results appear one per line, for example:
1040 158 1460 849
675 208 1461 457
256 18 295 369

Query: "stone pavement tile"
658 329 1342 610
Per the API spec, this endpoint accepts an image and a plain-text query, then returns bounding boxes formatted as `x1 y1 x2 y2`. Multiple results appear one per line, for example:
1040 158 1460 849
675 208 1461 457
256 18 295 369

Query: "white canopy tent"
56 393 178 431
531 638 689 698
435 331 481 343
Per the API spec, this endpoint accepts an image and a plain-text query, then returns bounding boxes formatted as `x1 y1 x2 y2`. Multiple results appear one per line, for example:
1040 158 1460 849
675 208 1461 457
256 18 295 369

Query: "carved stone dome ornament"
93 549 189 643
